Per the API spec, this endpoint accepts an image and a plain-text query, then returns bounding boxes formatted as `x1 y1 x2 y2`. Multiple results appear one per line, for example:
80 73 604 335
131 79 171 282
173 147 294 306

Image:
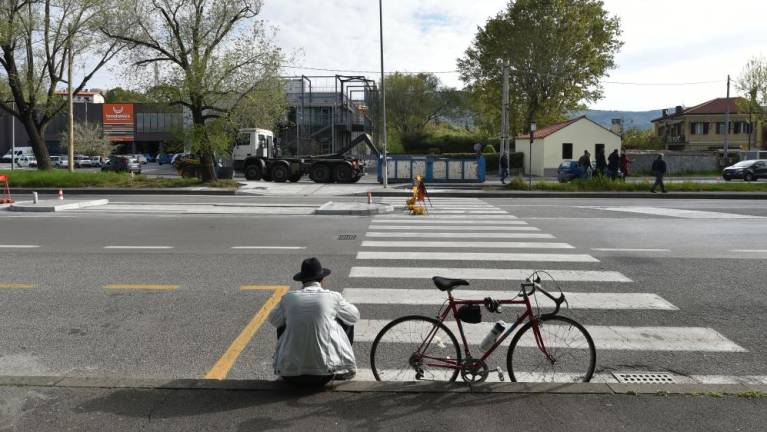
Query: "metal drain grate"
337 234 357 240
612 372 676 384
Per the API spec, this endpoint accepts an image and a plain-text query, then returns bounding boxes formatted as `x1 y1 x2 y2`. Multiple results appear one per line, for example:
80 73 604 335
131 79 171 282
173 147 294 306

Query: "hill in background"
573 109 662 131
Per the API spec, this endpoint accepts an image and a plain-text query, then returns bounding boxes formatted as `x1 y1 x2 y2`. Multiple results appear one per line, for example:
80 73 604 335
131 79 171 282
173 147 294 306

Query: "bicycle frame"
414 287 554 372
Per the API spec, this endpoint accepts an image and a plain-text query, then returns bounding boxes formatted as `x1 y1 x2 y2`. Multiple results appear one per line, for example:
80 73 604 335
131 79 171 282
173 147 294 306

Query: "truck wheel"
288 173 303 183
244 164 262 181
310 164 332 183
270 164 290 182
334 164 354 183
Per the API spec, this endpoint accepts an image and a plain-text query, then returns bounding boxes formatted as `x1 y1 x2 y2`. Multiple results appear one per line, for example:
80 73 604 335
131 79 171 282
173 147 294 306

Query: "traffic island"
315 201 394 216
8 199 109 212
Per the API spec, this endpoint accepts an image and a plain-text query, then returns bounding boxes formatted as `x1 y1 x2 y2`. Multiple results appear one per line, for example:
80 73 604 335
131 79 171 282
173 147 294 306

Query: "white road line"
423 210 509 214
375 214 517 219
365 232 554 239
353 368 617 383
0 245 40 248
729 249 767 253
354 320 746 352
369 226 540 231
690 375 767 385
103 246 174 249
373 219 527 225
599 206 765 219
356 251 598 263
592 248 671 252
342 288 678 310
361 241 574 249
231 246 306 250
349 267 632 282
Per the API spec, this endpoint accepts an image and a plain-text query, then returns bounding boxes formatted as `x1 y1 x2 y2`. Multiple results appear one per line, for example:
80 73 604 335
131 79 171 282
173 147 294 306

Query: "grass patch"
1 170 237 189
737 390 767 398
504 176 767 192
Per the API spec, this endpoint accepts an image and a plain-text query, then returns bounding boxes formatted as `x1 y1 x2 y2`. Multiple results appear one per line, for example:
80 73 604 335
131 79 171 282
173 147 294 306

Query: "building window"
716 122 727 135
562 143 573 159
734 121 752 134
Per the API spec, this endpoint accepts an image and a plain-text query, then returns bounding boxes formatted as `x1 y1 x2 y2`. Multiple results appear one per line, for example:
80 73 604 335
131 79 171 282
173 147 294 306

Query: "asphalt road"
0 196 766 385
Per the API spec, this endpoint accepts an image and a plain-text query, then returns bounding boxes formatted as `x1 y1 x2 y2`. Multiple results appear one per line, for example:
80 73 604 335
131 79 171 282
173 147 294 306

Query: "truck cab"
232 128 275 172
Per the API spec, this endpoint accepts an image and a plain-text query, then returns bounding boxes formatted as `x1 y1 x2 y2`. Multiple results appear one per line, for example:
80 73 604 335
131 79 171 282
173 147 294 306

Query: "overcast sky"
256 0 767 111
91 0 767 112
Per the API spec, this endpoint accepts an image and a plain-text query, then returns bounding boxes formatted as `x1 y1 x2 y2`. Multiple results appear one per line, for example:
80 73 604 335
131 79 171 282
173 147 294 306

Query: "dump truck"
232 128 379 183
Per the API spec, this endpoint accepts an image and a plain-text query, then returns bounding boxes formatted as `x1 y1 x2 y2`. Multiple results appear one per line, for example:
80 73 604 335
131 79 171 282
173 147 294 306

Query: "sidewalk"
1 377 764 431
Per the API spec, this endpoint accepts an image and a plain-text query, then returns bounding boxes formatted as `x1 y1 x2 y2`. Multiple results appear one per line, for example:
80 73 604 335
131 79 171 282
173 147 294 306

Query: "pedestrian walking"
607 149 620 180
620 152 631 180
595 148 606 177
650 154 667 193
577 150 592 178
500 152 509 184
269 257 359 387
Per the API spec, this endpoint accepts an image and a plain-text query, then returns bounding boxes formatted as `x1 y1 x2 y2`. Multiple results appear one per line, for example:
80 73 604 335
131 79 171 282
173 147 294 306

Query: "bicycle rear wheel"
507 315 595 383
370 315 461 382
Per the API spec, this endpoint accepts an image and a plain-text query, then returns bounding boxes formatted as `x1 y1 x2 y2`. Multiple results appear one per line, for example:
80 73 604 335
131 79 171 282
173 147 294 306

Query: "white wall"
520 118 621 177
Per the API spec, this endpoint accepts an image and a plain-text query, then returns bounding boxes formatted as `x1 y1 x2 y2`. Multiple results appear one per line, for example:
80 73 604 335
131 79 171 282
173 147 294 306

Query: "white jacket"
268 282 360 377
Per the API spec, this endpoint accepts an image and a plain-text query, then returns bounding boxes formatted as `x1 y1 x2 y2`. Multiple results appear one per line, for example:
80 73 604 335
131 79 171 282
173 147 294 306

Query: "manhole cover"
337 234 357 240
612 372 676 384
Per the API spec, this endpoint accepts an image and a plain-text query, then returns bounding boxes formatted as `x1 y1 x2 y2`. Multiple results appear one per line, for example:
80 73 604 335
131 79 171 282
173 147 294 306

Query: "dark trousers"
651 174 666 192
500 167 509 183
278 320 354 387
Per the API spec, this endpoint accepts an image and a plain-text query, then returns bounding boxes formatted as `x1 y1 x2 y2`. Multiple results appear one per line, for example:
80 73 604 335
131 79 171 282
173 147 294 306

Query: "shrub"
483 144 496 154
426 147 441 155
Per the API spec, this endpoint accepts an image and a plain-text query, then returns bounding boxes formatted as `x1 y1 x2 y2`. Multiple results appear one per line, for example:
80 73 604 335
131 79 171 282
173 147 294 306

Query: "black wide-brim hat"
293 257 332 282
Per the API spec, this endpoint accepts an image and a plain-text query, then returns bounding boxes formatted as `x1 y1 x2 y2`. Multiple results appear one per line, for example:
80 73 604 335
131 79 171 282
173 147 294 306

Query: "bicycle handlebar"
521 280 565 315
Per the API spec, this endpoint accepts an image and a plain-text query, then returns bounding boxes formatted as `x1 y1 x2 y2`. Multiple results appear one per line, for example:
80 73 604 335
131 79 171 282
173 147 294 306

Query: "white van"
1 146 34 163
16 155 37 168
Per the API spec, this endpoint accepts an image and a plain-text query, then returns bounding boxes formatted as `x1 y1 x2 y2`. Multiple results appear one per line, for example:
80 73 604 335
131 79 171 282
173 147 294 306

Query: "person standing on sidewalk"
650 154 667 193
269 257 359 387
607 149 620 180
620 152 632 181
500 152 509 184
578 150 592 178
595 148 607 177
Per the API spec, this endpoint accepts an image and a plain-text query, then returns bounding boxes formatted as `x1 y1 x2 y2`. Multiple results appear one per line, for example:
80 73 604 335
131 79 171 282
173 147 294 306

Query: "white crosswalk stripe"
341 198 750 382
356 251 598 263
354 320 746 352
365 232 554 239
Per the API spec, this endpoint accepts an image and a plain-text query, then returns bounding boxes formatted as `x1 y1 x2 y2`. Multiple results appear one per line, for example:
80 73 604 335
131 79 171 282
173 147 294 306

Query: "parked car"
171 153 192 169
557 160 589 182
49 155 63 167
101 156 141 174
73 155 96 168
157 153 173 165
143 153 156 163
722 160 767 181
16 155 37 168
89 156 103 168
134 154 147 165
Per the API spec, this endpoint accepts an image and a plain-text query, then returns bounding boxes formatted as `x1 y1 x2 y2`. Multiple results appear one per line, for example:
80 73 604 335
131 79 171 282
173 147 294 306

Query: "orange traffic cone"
58 189 64 200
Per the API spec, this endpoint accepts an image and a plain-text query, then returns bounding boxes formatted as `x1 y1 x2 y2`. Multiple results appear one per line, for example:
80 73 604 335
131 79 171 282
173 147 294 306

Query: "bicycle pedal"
496 367 505 382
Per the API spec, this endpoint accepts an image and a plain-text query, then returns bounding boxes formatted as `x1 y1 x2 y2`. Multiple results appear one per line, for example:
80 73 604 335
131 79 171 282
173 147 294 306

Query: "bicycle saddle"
432 276 469 291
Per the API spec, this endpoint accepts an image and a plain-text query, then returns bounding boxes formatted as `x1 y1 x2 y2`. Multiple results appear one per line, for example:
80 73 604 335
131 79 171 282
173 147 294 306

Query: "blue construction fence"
376 155 486 183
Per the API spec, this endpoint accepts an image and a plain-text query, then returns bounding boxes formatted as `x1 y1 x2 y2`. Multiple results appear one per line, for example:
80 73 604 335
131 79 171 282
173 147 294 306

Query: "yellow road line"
0 284 35 289
104 284 179 290
240 284 291 291
205 285 289 380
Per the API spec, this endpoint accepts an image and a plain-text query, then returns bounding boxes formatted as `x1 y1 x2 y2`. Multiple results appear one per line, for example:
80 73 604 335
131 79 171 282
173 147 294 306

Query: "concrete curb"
9 188 237 196
9 199 109 212
361 191 767 199
0 376 765 396
315 201 394 215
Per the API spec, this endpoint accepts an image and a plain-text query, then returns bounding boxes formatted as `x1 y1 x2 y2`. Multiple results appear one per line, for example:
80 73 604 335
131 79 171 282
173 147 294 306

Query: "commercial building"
651 97 765 151
515 116 622 177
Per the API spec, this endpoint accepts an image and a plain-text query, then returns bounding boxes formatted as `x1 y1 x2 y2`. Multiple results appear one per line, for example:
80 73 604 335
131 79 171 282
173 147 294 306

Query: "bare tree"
0 0 121 169
59 121 110 156
102 0 284 180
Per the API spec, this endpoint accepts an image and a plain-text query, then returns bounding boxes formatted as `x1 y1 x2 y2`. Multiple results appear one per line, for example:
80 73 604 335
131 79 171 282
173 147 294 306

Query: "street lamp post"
528 121 536 188
10 101 15 171
378 0 388 188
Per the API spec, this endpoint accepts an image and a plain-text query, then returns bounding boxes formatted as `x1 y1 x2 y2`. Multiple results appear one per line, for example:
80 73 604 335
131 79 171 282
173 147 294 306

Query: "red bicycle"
370 272 596 383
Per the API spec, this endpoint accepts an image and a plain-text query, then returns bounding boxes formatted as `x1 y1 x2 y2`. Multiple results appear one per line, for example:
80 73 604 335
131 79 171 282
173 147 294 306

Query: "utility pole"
379 0 388 188
501 60 510 174
10 101 15 171
67 25 75 173
724 74 731 163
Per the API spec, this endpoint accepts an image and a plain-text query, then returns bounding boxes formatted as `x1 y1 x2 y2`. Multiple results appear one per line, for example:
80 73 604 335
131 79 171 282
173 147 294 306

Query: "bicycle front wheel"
370 315 461 382
507 315 596 383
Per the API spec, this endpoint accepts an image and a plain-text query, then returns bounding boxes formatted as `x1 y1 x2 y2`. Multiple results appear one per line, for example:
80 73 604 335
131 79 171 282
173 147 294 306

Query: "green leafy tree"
104 87 148 103
103 0 285 180
0 0 122 169
736 56 767 149
458 0 622 143
622 127 662 150
384 73 461 145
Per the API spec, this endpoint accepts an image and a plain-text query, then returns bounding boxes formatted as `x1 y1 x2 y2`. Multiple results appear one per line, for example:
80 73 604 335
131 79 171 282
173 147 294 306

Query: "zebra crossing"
344 197 753 383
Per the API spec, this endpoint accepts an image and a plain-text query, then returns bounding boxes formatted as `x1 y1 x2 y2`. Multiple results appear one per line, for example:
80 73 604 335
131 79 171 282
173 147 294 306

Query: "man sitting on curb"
269 257 359 387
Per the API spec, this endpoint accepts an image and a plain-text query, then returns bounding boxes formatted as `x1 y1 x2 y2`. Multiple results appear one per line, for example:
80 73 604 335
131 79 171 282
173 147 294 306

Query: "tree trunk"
191 108 216 182
21 114 52 170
